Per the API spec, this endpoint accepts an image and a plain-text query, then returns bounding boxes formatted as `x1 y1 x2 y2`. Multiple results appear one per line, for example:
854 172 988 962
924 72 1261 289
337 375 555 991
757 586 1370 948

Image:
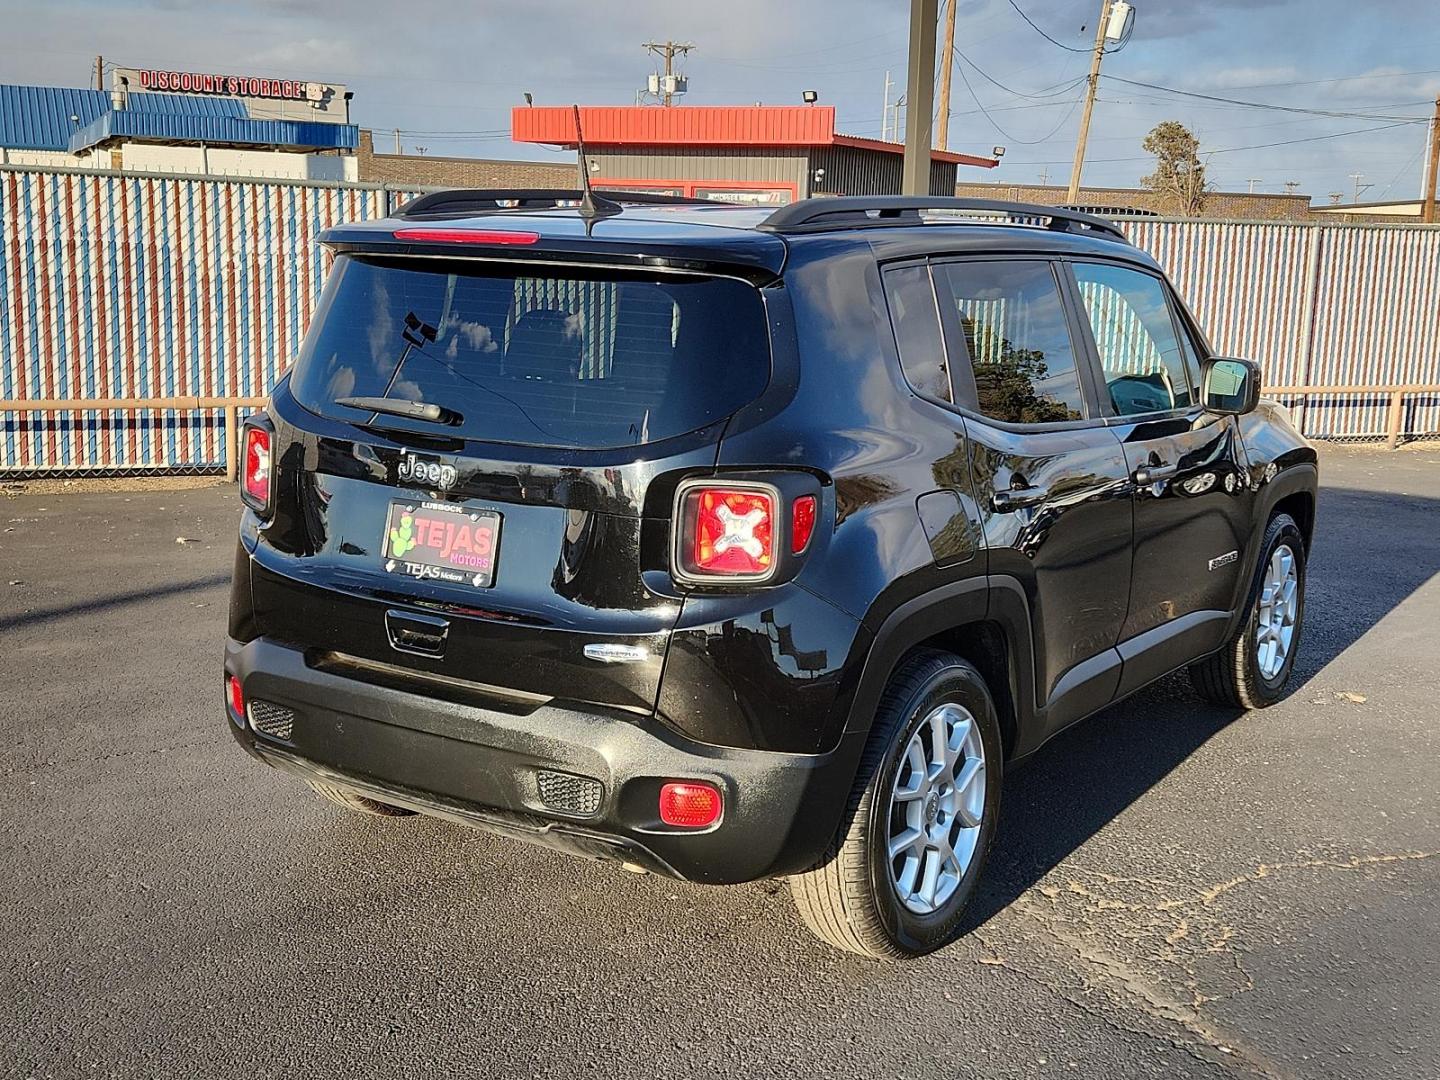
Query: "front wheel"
1190 512 1306 709
789 649 1003 959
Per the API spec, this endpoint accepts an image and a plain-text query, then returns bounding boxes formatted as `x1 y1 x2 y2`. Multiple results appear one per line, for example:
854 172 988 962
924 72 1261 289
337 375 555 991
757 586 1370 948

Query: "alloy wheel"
886 703 987 915
1256 543 1300 680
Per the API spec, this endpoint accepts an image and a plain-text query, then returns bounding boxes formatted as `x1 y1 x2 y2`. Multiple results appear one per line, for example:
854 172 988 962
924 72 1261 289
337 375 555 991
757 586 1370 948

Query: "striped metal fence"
2 164 1438 473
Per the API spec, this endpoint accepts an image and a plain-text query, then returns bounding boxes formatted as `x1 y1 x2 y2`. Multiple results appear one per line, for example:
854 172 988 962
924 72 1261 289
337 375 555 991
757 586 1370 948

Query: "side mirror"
1201 357 1261 416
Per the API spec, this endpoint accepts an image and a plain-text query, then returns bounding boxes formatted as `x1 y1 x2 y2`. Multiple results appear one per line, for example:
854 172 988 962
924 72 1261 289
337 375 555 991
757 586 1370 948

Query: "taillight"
226 675 245 719
791 494 817 554
393 228 540 245
240 423 271 514
676 484 777 582
658 782 723 828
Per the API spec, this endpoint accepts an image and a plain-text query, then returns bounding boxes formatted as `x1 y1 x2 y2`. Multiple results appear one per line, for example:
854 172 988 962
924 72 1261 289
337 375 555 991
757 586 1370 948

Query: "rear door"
1065 259 1251 695
250 252 775 715
932 257 1134 735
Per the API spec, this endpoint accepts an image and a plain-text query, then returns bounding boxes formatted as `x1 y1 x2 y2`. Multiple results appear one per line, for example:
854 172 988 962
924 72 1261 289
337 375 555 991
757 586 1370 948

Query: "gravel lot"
3 444 1437 1079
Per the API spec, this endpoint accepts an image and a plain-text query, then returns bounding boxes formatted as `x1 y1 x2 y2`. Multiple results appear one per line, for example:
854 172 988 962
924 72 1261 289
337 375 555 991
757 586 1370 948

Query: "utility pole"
643 41 694 107
882 70 892 142
1064 1 1137 203
393 128 401 154
93 54 103 92
1422 94 1440 224
935 0 958 150
1039 166 1050 185
1246 178 1263 193
902 0 938 195
1066 0 1111 203
1349 172 1372 203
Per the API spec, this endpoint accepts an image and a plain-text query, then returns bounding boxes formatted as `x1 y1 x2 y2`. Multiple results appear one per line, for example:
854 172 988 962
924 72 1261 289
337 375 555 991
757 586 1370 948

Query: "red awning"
512 105 997 168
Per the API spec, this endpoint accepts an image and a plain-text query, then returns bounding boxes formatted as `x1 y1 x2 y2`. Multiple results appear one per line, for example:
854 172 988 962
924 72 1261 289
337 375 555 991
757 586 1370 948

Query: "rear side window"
1073 262 1195 415
936 261 1086 424
290 255 771 449
883 264 951 402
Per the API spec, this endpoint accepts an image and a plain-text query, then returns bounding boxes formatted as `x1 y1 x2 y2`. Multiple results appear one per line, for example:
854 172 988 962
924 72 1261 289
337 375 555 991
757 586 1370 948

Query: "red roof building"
511 105 998 204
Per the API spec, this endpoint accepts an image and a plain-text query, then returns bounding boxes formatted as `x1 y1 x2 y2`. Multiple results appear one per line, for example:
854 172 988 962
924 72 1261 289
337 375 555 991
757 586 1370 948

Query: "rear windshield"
290 255 771 448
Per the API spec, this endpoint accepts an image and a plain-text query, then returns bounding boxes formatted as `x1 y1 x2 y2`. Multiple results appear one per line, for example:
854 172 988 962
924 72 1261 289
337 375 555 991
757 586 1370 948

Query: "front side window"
1073 262 1195 416
884 264 951 403
936 261 1086 424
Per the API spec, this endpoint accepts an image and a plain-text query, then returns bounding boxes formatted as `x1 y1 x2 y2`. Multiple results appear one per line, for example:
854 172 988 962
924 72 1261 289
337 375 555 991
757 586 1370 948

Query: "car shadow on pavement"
963 484 1440 930
0 573 232 632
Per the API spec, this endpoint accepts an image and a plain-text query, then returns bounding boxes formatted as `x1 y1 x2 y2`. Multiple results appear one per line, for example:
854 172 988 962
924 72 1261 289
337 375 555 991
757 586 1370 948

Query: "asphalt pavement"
2 444 1437 1080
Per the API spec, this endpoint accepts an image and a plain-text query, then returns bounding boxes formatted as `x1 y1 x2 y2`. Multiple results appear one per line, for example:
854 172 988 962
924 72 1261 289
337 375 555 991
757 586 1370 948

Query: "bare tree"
1140 121 1211 217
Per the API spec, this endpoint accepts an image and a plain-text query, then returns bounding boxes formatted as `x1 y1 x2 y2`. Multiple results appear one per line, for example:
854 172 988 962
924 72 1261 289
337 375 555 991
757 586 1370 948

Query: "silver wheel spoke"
889 827 923 859
953 756 985 828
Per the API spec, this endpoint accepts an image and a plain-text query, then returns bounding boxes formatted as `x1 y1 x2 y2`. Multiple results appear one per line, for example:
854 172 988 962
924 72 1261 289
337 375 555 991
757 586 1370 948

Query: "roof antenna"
573 104 621 233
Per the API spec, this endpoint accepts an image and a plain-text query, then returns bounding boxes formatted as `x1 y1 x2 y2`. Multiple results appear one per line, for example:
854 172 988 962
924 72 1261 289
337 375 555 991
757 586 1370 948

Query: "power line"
953 47 1088 101
1103 75 1429 122
1003 0 1090 53
951 50 1085 144
1001 119 1424 165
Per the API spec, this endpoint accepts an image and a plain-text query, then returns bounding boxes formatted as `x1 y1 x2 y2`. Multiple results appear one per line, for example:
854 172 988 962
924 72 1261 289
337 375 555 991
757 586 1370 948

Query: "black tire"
305 780 417 817
789 649 1003 959
1189 512 1306 709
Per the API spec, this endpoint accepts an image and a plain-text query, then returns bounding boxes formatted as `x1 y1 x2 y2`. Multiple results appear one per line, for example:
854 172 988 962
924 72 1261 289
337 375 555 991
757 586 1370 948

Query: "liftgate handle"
1133 461 1179 485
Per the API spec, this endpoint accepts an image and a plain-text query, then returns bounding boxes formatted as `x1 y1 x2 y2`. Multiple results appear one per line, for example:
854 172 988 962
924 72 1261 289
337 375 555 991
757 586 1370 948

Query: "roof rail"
757 196 1131 243
393 188 726 220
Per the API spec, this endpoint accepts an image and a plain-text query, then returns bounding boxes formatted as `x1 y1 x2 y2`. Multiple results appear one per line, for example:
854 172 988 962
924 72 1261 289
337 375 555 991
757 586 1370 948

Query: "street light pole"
1066 0 1112 204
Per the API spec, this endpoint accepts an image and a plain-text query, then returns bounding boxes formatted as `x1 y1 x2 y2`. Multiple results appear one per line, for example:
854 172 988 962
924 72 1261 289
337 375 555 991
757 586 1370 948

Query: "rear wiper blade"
335 396 461 425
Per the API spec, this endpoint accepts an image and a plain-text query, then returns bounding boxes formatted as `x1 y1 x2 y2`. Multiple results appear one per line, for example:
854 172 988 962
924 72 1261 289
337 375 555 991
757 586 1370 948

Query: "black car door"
931 257 1135 746
1064 259 1252 697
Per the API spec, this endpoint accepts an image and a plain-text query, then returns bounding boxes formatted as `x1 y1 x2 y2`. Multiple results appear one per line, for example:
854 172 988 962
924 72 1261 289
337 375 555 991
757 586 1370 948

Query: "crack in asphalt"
992 850 1440 1077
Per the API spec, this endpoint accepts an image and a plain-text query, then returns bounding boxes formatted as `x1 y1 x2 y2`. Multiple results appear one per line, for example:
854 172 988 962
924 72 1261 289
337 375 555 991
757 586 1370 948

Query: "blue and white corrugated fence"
1122 218 1440 439
0 165 423 472
2 165 1438 472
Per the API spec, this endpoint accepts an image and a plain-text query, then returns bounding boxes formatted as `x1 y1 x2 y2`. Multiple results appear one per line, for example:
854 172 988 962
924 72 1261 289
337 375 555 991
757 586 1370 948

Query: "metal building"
511 105 998 203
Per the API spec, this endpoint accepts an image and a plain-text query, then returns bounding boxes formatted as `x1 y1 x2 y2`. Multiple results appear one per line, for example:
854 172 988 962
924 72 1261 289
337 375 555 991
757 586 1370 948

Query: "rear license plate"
382 500 502 587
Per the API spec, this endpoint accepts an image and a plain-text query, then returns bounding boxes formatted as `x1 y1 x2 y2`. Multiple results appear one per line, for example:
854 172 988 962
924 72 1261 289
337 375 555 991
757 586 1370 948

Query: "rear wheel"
789 649 1003 959
305 780 416 817
1190 512 1306 709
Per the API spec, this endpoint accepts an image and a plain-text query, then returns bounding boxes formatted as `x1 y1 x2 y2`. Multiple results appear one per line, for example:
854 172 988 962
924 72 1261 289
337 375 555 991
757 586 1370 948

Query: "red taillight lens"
791 494 817 554
226 675 245 719
679 486 776 580
392 228 540 245
241 424 271 513
658 782 723 828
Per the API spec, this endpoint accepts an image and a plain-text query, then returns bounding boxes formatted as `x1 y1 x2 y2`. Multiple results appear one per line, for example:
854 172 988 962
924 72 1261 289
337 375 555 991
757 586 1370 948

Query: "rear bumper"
224 636 860 883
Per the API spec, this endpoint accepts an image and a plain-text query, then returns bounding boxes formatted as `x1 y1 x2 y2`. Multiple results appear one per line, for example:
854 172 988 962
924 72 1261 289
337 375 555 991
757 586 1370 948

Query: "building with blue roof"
0 66 358 181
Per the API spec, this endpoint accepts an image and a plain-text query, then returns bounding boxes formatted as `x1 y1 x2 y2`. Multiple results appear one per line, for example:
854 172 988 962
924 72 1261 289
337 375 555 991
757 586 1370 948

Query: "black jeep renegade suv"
225 193 1317 958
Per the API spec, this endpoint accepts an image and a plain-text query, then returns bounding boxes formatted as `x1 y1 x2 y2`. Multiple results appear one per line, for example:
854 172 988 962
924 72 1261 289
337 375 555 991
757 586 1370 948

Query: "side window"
1072 263 1195 416
884 264 951 403
936 260 1086 424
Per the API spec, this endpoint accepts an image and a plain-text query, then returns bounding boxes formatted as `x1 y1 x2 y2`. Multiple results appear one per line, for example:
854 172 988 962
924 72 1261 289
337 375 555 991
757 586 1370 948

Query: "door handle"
1133 462 1178 485
992 485 1049 512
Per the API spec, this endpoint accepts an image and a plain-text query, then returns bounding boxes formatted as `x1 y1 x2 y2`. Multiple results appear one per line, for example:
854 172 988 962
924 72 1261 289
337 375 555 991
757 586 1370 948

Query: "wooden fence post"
1387 390 1406 451
224 405 238 482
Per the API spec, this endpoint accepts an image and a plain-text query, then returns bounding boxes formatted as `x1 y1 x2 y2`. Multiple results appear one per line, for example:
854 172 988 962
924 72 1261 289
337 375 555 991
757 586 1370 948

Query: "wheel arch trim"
842 576 1039 761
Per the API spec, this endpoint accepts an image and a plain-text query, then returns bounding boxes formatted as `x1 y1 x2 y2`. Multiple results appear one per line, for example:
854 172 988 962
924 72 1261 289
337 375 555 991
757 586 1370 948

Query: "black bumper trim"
225 636 863 883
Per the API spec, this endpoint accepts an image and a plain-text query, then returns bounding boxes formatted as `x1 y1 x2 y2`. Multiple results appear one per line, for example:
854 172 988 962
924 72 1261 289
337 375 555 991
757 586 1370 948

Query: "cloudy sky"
2 0 1437 202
